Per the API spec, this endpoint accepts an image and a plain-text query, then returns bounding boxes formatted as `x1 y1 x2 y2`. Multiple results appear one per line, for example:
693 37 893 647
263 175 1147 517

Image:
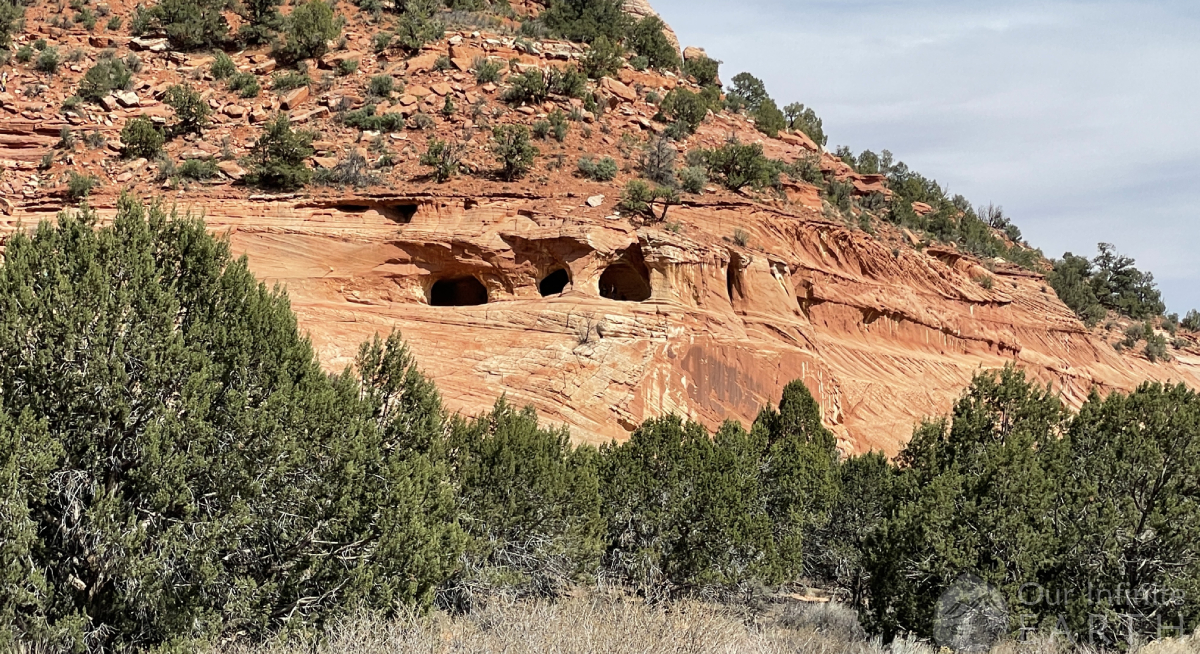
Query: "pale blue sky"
654 0 1200 314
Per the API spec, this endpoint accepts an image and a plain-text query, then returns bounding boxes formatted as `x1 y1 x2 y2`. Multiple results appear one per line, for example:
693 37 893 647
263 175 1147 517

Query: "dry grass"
208 595 1200 654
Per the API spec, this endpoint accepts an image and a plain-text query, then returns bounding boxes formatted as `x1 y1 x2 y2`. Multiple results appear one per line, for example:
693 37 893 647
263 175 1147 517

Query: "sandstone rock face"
14 190 1199 457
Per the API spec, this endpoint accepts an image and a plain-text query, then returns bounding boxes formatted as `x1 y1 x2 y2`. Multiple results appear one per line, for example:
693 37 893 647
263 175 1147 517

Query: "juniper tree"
0 197 464 650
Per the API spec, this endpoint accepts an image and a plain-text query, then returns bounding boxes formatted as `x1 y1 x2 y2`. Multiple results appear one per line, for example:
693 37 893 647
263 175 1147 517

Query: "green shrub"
239 0 283 44
532 120 551 140
618 179 677 221
313 150 379 187
683 54 720 87
367 74 394 98
629 55 648 71
123 52 143 73
1047 252 1106 327
106 14 122 30
34 46 59 74
341 104 406 132
0 0 24 48
336 57 359 76
178 157 219 180
56 126 74 150
164 83 211 136
65 170 97 201
76 6 96 30
783 102 827 147
271 71 310 91
638 136 676 187
119 116 165 159
83 129 106 149
548 109 570 141
275 0 341 63
547 65 586 98
491 125 538 181
1145 333 1169 362
601 416 778 595
727 72 768 112
15 44 32 63
139 0 231 51
445 400 604 601
1183 309 1200 332
474 56 503 83
752 98 786 137
538 0 631 44
420 137 464 182
391 0 444 51
227 71 258 93
502 68 548 105
581 35 623 79
697 139 773 192
0 198 465 650
656 88 711 137
372 30 392 52
245 114 315 190
409 112 434 130
627 15 678 70
577 155 617 181
210 51 236 79
679 166 707 194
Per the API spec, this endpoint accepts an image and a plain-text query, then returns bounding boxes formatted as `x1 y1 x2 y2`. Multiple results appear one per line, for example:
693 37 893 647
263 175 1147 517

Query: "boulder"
599 77 637 103
280 86 309 110
130 37 168 52
114 91 140 108
216 160 245 180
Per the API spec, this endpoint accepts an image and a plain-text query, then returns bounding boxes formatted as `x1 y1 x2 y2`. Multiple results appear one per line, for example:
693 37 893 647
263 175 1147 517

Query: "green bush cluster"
76 57 132 102
0 0 24 48
274 0 341 63
491 125 538 181
245 114 315 190
577 155 617 181
1047 243 1165 325
870 152 1043 269
420 137 464 182
693 139 774 192
0 199 463 650
134 0 231 51
164 83 210 136
862 367 1200 644
119 116 165 159
655 87 719 137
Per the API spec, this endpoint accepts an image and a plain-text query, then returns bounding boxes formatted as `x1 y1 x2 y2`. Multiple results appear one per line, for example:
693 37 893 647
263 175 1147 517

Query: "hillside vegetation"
2 198 1199 651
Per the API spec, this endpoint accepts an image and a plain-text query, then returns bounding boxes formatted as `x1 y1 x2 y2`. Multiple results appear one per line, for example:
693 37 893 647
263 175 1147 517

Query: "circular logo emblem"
934 573 1009 653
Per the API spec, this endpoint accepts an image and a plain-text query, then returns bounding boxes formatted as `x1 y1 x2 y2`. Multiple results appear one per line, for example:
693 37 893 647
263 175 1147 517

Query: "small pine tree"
275 0 341 63
245 114 314 190
491 125 538 181
163 83 210 136
119 116 165 159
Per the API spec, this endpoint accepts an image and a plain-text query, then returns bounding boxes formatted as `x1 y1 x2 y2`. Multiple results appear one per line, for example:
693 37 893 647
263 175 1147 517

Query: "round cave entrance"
430 276 488 306
539 269 571 296
599 262 651 302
